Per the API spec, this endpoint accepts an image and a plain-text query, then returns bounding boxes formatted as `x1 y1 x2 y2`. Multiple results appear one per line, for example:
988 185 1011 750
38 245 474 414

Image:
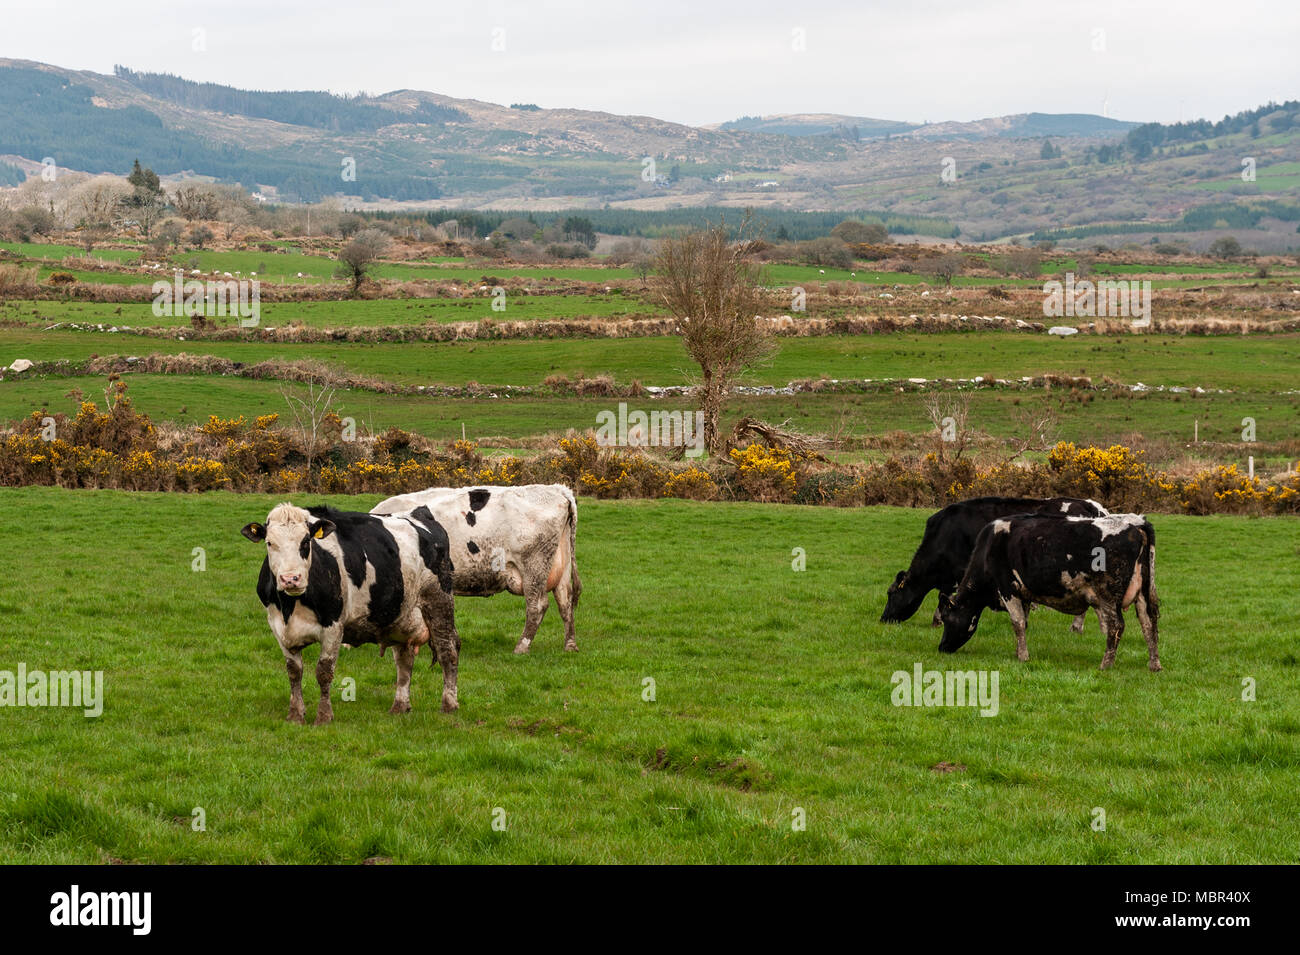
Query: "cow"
937 512 1160 671
372 484 581 655
880 496 1108 631
241 503 462 724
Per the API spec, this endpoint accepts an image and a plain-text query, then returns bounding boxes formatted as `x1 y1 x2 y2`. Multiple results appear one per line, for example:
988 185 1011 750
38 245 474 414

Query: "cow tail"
566 492 581 595
1140 522 1158 622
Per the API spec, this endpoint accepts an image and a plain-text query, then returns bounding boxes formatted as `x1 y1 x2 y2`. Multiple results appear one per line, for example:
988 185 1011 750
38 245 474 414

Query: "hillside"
0 60 1297 247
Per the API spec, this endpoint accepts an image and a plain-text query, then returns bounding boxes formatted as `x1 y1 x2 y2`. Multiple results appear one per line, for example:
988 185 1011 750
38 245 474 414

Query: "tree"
1040 139 1061 160
562 216 597 249
335 228 390 294
831 219 887 245
131 191 167 239
798 236 853 269
15 205 56 241
171 185 219 222
127 159 162 196
188 225 215 249
653 220 773 455
1208 236 1242 259
925 252 965 287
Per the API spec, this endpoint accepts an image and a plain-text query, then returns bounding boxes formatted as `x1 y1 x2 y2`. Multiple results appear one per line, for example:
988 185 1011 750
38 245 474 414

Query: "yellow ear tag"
313 527 324 539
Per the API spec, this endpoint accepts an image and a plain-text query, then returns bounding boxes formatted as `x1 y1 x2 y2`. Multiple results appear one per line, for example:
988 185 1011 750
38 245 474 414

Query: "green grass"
0 241 143 265
0 294 663 330
0 488 1295 862
2 328 1297 391
1 373 1296 452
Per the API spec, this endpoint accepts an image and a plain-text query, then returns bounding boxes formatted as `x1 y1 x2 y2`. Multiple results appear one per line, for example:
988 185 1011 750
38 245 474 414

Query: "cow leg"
1070 613 1087 634
314 629 342 725
931 595 945 628
283 647 305 724
513 579 550 655
1098 604 1124 670
1006 597 1030 662
424 590 460 712
554 563 580 652
1135 595 1161 672
390 642 417 714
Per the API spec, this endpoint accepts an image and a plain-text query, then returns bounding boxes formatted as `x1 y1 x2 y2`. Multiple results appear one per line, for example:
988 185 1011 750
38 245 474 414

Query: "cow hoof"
1149 661 1163 672
1016 652 1030 662
314 710 333 726
441 696 459 713
564 642 578 652
389 701 411 715
512 642 531 655
1099 659 1114 670
287 711 305 725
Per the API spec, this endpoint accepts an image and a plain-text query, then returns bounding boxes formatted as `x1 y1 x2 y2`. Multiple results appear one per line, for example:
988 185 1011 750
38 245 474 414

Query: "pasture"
0 487 1296 864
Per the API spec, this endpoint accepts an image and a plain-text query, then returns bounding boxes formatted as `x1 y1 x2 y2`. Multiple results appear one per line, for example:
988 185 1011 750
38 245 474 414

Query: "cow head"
880 570 926 623
241 503 336 597
937 592 980 653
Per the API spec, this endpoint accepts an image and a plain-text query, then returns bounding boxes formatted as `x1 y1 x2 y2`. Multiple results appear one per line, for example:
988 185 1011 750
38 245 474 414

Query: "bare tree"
923 391 972 461
925 252 965 288
281 376 338 480
335 228 390 295
171 185 219 222
654 219 773 455
1007 403 1061 461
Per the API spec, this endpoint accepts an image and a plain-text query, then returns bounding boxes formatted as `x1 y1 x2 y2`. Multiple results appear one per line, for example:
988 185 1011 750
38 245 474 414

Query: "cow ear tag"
314 527 324 539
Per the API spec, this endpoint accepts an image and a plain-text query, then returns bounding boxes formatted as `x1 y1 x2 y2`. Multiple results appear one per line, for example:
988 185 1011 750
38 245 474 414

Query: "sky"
3 0 1297 127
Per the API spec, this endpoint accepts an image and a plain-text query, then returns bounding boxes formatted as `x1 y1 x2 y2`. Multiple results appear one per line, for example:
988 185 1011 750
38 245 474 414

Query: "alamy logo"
891 663 999 716
152 273 261 327
595 402 705 458
0 664 103 717
1043 272 1151 327
50 885 151 935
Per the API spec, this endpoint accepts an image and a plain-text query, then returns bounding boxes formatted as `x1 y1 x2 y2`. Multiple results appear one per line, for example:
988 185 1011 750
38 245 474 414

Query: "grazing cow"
372 484 581 655
880 496 1108 630
241 503 461 723
937 513 1160 671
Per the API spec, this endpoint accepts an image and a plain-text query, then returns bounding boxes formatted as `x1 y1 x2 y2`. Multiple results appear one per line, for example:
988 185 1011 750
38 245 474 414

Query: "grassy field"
0 488 1295 863
4 329 1299 391
0 294 662 330
0 372 1295 453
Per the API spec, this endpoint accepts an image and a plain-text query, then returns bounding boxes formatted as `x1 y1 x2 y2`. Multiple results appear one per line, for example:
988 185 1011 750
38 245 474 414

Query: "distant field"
2 328 1297 391
1 488 1295 863
0 372 1293 452
0 295 664 329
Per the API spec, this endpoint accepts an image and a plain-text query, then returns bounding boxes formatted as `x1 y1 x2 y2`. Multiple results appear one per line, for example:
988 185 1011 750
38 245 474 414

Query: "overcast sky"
5 0 1297 127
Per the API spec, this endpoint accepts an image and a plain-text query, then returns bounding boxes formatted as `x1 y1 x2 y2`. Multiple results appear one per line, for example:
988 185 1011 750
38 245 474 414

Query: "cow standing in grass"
372 484 581 654
881 496 1108 630
241 503 461 723
937 513 1160 671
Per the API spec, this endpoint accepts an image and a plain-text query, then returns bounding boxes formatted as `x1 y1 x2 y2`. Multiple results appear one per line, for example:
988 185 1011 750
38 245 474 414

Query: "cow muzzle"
278 575 306 596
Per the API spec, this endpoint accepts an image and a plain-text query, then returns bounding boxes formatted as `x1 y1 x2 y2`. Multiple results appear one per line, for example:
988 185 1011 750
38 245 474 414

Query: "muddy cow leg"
1070 613 1087 634
314 627 342 725
554 562 581 652
1006 597 1030 662
513 578 551 655
390 642 417 714
283 647 306 724
424 589 460 712
1135 594 1161 672
1097 603 1124 670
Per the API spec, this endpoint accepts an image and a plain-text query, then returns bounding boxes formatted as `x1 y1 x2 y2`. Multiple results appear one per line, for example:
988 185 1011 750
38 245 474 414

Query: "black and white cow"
937 512 1160 671
241 503 461 723
880 496 1108 629
372 484 581 655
